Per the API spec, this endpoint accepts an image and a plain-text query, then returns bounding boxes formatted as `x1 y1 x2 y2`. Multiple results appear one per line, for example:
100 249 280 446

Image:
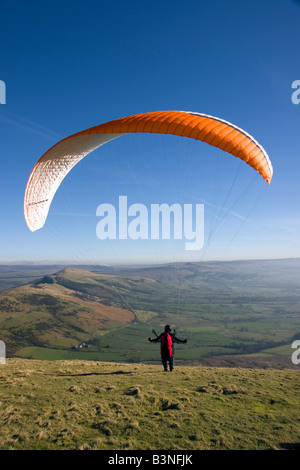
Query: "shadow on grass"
56 370 134 377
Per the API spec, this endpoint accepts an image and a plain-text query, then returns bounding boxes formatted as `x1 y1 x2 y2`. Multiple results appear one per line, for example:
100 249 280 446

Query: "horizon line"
0 256 299 267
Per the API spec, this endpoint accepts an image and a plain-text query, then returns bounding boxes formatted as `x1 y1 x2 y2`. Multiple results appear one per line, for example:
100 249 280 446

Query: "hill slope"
0 268 138 356
0 358 299 450
0 263 300 368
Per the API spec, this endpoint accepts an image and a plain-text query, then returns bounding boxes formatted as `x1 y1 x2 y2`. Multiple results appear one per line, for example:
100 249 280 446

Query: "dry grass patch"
126 420 140 432
125 385 143 399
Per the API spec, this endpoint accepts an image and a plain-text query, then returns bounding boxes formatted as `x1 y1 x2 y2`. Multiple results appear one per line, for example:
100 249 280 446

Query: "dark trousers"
162 354 174 371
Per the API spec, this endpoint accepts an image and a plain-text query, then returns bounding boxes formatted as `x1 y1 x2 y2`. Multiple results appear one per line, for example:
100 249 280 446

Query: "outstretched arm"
148 333 163 343
173 335 187 344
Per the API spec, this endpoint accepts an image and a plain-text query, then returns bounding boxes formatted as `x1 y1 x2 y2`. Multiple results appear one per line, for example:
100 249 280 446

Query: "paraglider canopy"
24 110 272 232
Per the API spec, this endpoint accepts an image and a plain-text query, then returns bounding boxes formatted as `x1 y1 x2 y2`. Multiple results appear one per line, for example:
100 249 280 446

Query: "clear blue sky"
0 0 300 265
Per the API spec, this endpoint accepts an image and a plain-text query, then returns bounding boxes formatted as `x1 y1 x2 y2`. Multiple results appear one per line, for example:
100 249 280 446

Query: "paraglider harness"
153 328 173 359
149 326 187 371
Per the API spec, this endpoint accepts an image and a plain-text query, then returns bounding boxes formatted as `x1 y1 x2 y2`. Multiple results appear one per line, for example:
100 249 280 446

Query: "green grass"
0 358 299 450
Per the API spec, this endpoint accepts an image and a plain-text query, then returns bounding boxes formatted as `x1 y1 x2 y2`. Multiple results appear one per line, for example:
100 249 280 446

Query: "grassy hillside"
0 268 138 356
0 264 300 367
0 358 299 450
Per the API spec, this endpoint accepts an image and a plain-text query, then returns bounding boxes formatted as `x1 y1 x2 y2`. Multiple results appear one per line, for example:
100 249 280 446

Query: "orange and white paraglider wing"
24 111 273 232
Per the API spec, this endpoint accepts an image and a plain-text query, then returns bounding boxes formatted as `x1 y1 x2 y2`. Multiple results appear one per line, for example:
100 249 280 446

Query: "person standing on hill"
148 325 187 371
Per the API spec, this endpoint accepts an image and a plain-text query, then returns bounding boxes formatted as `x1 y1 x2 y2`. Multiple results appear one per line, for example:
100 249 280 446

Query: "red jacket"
161 332 173 359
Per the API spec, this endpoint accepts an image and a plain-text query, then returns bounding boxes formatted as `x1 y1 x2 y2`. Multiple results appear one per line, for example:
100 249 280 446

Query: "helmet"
165 324 171 332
